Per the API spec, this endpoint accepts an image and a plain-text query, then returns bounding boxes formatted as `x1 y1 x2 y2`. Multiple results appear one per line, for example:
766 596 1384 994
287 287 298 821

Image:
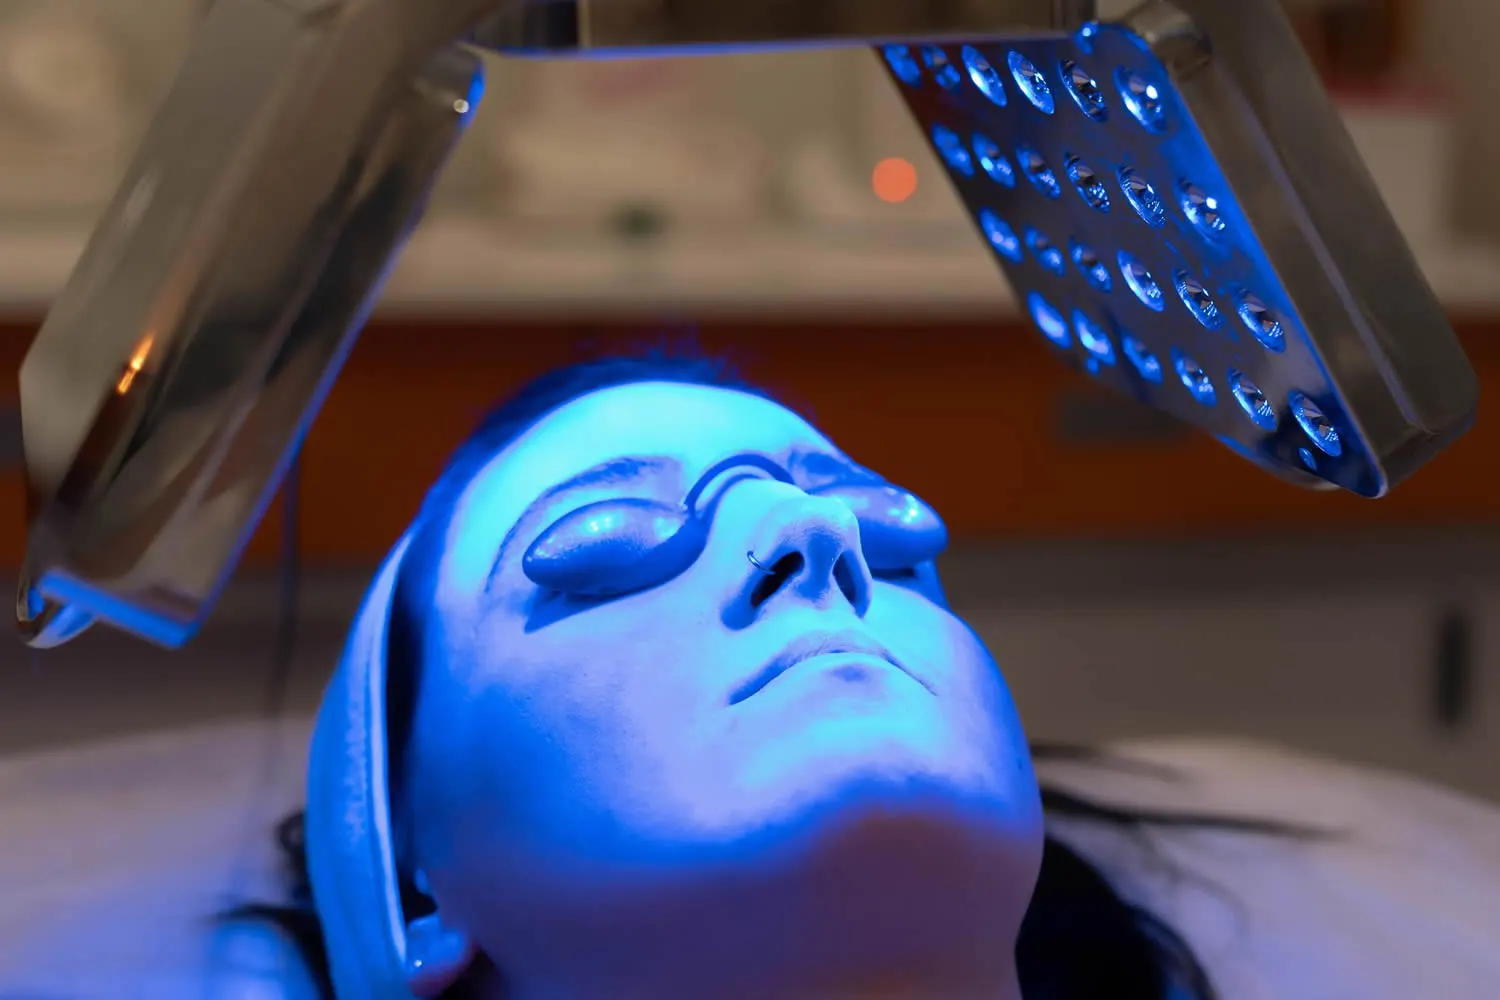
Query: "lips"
729 628 910 705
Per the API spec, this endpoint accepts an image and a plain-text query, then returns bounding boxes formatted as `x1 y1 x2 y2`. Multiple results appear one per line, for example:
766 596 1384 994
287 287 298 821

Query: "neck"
766 967 1024 1000
487 963 1022 1000
480 899 1025 1000
472 801 1037 1000
471 890 1025 1000
484 881 1026 1000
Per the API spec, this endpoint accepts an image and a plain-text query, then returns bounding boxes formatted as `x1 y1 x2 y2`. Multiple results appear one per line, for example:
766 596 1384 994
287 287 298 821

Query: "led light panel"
883 4 1476 497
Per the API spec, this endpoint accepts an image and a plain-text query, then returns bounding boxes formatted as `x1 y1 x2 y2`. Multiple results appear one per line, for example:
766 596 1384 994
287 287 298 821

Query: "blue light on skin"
403 382 1043 1000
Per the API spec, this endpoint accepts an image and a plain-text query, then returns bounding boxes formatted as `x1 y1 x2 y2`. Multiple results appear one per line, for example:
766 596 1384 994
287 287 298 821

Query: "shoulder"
1036 739 1500 1000
201 918 326 1000
0 719 318 999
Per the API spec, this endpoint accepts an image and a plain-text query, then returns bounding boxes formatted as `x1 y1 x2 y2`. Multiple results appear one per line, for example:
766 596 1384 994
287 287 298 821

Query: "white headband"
305 533 419 999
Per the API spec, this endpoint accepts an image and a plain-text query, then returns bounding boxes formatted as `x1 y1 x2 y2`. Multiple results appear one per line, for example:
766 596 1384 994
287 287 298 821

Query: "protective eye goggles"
521 452 948 598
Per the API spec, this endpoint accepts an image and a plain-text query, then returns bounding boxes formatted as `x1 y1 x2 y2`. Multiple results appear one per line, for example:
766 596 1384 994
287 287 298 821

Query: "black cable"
217 454 306 938
265 456 303 717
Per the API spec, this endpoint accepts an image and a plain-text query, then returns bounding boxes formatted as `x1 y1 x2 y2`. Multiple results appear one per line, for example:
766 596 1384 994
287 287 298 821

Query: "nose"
727 492 873 622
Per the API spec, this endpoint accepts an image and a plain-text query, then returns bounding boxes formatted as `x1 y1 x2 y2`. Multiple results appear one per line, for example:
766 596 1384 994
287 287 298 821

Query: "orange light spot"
115 333 155 395
872 157 919 204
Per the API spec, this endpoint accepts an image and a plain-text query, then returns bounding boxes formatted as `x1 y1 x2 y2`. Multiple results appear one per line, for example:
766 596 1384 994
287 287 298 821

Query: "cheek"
870 588 1002 690
869 591 1029 747
437 598 722 813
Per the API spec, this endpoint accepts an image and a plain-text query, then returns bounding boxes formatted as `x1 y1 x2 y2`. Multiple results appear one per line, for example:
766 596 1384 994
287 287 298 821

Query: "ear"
403 908 478 998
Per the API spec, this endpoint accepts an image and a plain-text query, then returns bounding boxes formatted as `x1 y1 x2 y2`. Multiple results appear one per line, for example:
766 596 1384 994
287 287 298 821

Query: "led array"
883 39 1346 466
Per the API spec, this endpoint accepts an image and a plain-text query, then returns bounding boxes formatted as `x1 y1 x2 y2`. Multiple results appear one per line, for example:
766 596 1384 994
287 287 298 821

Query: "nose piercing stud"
747 550 774 574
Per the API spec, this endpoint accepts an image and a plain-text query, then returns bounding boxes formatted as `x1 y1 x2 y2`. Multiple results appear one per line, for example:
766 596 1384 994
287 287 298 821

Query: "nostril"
750 552 803 608
832 554 861 608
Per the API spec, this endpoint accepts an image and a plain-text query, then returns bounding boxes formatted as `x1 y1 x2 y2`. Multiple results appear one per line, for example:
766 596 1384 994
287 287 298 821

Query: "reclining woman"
242 351 1500 1000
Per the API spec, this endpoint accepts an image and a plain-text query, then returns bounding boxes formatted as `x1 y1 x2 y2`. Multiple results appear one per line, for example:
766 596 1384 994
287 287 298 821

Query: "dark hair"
234 345 1311 999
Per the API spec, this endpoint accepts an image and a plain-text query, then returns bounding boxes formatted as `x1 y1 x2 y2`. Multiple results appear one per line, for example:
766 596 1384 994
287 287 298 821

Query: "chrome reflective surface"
17 0 1477 647
20 0 489 647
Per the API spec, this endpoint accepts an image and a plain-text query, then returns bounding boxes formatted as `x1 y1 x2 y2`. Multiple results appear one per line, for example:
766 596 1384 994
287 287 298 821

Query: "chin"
715 751 1039 951
729 715 1028 856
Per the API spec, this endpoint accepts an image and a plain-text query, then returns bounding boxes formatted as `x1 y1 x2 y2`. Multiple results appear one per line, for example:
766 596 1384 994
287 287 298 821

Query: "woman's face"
406 381 1043 997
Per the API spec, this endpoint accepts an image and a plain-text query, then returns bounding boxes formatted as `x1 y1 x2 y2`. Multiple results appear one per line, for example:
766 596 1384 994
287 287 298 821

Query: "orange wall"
2 317 1497 568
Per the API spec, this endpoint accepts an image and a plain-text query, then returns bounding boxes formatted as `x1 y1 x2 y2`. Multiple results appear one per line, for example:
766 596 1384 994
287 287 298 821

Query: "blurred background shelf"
1 318 1497 571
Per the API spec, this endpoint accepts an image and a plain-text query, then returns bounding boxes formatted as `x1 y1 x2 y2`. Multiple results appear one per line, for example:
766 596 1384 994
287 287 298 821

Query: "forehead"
443 381 835 592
